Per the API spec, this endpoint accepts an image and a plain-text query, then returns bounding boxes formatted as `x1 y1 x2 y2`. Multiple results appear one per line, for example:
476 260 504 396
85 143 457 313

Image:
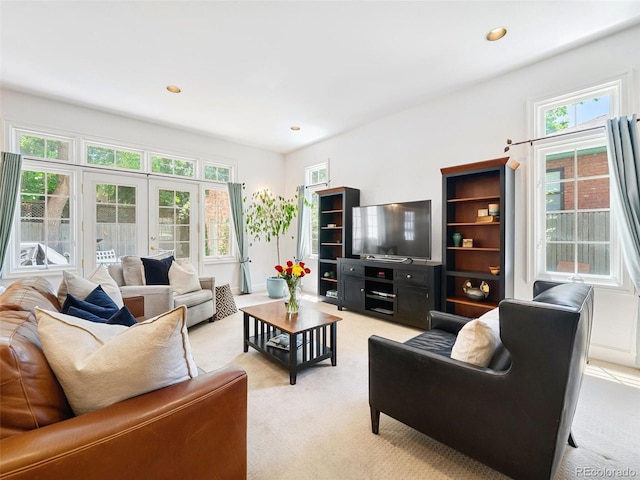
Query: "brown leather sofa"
369 281 594 480
0 277 247 480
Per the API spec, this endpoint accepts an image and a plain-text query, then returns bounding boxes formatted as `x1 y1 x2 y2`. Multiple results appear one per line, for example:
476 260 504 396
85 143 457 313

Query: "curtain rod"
504 116 640 152
305 180 331 189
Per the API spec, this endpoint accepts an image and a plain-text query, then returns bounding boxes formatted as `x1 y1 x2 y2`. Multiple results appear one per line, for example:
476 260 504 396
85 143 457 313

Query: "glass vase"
285 278 301 314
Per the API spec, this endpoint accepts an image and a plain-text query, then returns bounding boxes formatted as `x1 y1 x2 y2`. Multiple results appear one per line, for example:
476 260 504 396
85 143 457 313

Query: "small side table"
123 295 145 321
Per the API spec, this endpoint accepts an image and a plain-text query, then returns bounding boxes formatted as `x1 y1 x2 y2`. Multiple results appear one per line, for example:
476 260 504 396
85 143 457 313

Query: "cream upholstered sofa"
107 256 215 328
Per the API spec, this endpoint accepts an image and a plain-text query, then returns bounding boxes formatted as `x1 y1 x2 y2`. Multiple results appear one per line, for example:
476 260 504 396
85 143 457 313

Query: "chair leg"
370 407 380 434
568 431 578 448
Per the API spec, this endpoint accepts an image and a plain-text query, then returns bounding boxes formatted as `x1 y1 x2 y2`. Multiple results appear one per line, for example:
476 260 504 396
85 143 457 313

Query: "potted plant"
245 189 299 298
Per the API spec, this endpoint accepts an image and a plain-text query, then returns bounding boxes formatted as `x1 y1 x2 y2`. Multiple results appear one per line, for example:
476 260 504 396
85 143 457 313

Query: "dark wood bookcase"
316 186 360 304
441 157 519 317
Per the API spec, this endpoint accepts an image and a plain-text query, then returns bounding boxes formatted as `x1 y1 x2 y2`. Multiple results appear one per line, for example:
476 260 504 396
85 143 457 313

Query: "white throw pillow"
36 305 198 416
450 308 501 367
57 265 124 308
168 259 202 295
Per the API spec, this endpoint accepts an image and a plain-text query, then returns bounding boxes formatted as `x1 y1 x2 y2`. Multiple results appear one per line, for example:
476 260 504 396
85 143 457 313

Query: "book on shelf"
266 333 304 351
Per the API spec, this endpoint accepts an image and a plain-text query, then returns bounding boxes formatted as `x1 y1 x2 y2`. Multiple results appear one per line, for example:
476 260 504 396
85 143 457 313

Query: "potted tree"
245 189 299 298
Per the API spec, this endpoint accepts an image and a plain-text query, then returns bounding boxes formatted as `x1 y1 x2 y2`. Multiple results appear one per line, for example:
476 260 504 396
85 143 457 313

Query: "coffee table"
241 301 342 385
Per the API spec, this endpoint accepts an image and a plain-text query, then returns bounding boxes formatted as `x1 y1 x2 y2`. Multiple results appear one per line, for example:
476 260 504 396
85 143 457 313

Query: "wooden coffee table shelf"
241 302 342 385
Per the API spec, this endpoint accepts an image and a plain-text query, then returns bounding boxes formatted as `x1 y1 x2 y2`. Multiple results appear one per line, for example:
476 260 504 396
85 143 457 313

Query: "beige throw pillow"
120 256 145 286
36 305 198 416
168 259 202 295
57 265 124 308
450 308 500 367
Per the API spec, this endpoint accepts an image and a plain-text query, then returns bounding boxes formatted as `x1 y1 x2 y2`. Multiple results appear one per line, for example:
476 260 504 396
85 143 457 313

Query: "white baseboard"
589 344 638 368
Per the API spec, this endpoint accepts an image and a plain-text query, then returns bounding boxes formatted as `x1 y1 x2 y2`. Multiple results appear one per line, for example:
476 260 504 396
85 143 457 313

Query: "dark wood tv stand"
337 257 441 329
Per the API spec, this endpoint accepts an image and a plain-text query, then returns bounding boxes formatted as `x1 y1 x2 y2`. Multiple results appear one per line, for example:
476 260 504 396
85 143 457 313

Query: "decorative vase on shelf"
452 232 462 247
285 277 301 314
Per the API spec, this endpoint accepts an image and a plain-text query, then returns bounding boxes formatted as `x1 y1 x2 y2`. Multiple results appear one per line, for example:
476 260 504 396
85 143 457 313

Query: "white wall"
2 24 638 366
0 89 286 292
286 24 640 367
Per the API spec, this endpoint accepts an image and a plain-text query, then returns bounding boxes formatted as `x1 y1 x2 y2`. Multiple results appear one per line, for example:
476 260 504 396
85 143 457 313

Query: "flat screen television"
352 200 431 260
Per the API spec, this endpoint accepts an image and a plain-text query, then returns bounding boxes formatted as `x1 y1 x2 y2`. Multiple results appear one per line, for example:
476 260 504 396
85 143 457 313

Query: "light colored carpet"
188 293 640 480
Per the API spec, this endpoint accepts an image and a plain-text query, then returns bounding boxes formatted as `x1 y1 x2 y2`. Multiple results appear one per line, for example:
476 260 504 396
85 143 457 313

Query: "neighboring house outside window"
203 162 234 260
305 162 328 256
204 185 234 260
530 79 625 288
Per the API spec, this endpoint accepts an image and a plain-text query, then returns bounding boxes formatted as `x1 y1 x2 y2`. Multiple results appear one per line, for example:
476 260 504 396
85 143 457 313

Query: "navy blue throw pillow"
141 256 174 285
62 288 119 319
84 285 119 310
67 305 137 327
67 305 108 323
105 306 137 327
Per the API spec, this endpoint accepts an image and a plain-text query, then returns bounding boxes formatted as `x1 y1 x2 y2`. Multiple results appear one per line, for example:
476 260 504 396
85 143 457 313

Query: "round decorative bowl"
463 279 490 301
488 266 500 275
465 288 487 301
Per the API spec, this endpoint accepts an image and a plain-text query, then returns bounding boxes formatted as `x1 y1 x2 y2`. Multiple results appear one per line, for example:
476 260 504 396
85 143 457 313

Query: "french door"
83 172 199 272
148 178 198 260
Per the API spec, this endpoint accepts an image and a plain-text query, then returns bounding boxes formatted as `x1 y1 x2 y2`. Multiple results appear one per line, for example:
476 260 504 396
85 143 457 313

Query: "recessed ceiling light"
290 126 301 131
486 27 507 41
166 85 181 93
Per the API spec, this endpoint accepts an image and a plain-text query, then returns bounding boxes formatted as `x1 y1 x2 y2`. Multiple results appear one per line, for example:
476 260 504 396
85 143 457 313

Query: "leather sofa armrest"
199 277 216 315
120 285 173 320
428 311 472 334
0 366 248 480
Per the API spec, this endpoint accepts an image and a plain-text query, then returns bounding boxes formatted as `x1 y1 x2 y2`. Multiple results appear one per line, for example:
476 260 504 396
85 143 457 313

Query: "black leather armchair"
368 281 594 480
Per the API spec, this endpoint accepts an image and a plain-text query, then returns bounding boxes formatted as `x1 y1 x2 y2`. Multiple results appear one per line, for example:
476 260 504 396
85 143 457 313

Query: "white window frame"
201 160 235 263
6 123 243 276
533 80 622 138
150 152 196 178
8 160 79 275
305 162 329 257
527 79 629 290
14 128 75 162
202 182 235 262
202 161 233 182
84 140 144 172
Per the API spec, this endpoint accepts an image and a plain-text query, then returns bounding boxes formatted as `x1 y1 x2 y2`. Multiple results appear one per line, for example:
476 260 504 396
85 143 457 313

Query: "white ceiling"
2 1 640 154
